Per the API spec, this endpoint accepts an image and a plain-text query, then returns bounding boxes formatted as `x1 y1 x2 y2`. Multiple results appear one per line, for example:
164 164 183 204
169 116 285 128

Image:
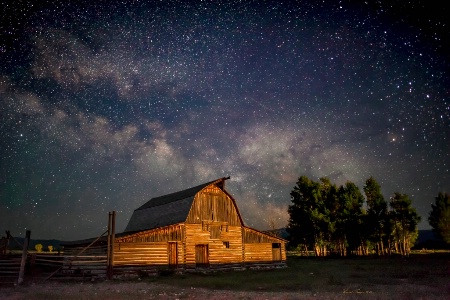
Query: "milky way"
1 1 449 240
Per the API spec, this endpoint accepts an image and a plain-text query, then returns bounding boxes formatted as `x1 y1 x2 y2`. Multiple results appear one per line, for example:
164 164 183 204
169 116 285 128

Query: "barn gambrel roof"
124 177 230 233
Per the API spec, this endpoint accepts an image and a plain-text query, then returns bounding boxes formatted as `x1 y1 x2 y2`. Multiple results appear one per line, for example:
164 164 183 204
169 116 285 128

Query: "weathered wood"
107 212 111 271
107 211 116 279
17 230 30 285
116 224 184 243
111 211 116 268
185 186 242 226
44 230 108 282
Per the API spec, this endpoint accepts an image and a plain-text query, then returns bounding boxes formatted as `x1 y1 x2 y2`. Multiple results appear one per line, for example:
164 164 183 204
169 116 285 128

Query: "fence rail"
0 254 21 284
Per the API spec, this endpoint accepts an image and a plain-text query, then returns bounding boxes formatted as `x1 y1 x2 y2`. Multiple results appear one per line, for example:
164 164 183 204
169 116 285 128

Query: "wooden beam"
111 211 116 267
17 230 30 285
107 212 112 271
107 211 116 279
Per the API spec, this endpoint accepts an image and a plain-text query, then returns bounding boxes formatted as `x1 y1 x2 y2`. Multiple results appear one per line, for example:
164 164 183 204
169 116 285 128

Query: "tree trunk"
379 238 384 256
314 245 320 256
303 244 309 256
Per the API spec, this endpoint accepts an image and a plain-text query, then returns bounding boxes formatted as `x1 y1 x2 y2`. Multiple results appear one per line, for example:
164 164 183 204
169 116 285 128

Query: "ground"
1 279 449 300
1 253 449 299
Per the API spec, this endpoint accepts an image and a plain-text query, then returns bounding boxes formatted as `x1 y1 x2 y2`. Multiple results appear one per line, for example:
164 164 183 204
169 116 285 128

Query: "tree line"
287 176 422 256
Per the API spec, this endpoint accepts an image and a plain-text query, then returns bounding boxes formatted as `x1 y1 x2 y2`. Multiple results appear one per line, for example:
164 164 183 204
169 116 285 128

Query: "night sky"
1 1 449 241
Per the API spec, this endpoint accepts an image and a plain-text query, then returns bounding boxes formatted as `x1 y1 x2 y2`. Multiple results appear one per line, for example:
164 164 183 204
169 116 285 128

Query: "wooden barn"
62 177 286 274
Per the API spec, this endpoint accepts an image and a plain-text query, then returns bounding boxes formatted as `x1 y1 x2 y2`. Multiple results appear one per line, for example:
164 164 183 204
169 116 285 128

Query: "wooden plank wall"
243 228 287 262
114 242 170 266
185 186 241 226
244 243 273 262
116 224 183 243
184 224 243 267
114 224 185 266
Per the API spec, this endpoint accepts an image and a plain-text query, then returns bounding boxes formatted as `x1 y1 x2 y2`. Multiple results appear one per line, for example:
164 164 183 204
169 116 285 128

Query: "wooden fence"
0 254 22 285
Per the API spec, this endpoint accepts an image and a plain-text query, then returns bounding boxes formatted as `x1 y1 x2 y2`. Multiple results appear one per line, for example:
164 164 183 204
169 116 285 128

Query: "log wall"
114 224 185 266
116 224 184 243
114 242 182 266
244 243 273 262
243 227 287 262
184 223 243 267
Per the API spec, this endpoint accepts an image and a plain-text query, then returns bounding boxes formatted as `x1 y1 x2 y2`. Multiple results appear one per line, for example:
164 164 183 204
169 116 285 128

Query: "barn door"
272 243 281 261
195 244 209 267
168 242 178 268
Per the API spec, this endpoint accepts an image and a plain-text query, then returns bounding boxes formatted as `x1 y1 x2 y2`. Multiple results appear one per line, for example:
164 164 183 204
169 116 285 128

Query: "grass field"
1 253 449 299
149 253 450 295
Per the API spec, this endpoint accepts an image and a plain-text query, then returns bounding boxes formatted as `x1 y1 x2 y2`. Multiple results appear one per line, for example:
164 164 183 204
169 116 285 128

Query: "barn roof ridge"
123 177 230 233
135 177 229 211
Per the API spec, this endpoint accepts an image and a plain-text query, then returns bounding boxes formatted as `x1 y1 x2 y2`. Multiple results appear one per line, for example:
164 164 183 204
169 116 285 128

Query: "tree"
287 176 317 254
389 193 421 255
363 176 389 255
428 192 450 244
318 177 339 256
48 245 53 252
287 176 339 256
287 176 328 256
35 243 43 253
338 181 366 256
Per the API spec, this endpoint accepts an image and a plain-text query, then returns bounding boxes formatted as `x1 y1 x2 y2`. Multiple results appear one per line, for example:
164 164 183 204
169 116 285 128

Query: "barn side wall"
114 224 184 266
184 223 243 268
244 243 273 262
243 227 286 263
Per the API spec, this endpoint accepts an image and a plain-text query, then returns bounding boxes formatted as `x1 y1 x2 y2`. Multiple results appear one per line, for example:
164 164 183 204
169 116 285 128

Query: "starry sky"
1 0 449 241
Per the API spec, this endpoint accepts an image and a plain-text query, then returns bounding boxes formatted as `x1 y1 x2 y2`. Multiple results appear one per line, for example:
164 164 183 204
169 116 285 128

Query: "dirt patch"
1 280 449 300
0 281 312 300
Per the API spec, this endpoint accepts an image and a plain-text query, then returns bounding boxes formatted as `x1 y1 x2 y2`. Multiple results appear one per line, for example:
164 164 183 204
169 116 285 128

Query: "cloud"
29 28 198 100
235 189 289 230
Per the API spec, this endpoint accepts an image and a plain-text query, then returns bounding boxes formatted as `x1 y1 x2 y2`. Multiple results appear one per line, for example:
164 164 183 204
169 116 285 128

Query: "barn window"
223 241 230 248
221 225 228 232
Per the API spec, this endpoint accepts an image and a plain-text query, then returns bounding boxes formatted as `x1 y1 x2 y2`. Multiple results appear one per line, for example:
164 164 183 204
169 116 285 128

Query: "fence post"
18 230 30 285
107 211 116 280
107 212 111 279
111 211 116 275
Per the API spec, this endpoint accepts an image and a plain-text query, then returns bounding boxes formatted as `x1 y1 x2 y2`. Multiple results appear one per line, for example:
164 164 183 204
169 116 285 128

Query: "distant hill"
7 237 65 251
264 228 289 240
416 230 438 244
414 230 449 250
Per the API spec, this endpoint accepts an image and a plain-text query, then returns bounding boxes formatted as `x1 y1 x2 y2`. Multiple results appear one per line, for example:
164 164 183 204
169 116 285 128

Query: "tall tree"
318 177 339 255
338 181 366 256
363 176 388 255
287 176 332 256
389 193 421 255
428 192 450 244
287 176 317 254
